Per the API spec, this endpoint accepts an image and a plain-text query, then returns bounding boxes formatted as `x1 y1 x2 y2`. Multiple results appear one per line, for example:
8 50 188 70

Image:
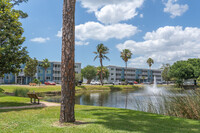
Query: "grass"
0 105 200 133
0 93 31 107
0 85 141 93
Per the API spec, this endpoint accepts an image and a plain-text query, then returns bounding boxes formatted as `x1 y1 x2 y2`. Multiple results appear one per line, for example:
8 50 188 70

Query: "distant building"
106 65 162 83
0 61 81 84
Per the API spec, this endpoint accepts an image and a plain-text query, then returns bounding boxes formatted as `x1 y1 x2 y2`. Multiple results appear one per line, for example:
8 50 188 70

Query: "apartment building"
1 61 81 84
106 65 162 83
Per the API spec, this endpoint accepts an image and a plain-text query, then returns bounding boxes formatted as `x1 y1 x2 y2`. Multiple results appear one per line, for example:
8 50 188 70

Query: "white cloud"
116 26 200 68
30 37 50 43
76 22 138 41
57 22 139 41
164 0 188 18
56 28 62 38
78 0 144 24
140 14 144 18
75 41 89 46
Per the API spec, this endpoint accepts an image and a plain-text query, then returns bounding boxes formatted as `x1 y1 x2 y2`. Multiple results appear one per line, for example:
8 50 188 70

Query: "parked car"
78 80 82 86
112 81 121 85
44 81 56 85
157 81 163 84
121 81 127 85
133 81 138 84
90 81 101 85
143 82 151 85
127 81 134 85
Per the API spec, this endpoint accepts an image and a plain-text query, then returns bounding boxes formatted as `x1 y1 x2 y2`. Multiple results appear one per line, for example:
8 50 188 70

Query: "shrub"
0 88 5 93
13 88 30 97
134 90 200 120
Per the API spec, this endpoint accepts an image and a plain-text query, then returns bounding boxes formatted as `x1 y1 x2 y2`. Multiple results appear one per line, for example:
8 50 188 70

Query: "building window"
39 69 43 74
75 66 78 68
111 68 114 70
111 78 114 80
111 73 114 76
46 77 51 80
47 70 51 74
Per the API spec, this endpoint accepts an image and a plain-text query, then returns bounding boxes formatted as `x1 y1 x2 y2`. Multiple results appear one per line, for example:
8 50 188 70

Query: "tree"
60 0 76 123
161 64 171 85
169 61 194 87
120 49 132 82
75 73 82 86
94 43 110 85
96 67 109 81
146 58 154 82
142 76 145 83
24 57 38 82
0 0 29 76
41 58 50 82
81 65 97 84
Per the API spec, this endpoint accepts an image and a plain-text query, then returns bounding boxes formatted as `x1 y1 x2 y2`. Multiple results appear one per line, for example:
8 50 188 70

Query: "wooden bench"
29 83 36 86
27 93 41 104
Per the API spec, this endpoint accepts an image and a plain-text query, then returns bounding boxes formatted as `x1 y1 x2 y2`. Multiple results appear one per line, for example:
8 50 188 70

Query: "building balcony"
53 68 61 71
53 74 61 77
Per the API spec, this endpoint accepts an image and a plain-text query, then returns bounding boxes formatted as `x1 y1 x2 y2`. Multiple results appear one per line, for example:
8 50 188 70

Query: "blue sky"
16 0 200 69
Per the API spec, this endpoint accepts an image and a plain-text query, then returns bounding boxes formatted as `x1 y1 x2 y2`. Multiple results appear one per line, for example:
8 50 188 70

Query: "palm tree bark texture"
60 0 76 123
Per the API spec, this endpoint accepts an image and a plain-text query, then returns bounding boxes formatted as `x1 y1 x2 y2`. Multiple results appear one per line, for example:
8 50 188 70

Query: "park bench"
29 83 36 86
27 93 41 104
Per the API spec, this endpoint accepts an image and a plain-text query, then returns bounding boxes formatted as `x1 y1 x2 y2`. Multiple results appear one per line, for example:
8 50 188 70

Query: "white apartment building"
106 65 162 83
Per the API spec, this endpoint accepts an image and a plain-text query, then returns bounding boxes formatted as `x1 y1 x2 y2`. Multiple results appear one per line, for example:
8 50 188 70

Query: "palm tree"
41 58 50 83
147 58 154 82
60 0 76 123
94 43 110 85
120 49 132 82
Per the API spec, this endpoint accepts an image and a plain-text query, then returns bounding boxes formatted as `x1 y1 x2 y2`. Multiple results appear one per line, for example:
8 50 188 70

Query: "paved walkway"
0 102 60 110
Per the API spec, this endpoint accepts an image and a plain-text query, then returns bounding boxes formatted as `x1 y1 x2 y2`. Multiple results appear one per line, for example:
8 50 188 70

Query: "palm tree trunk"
60 0 76 123
125 61 128 109
100 58 103 86
44 69 46 82
125 62 127 82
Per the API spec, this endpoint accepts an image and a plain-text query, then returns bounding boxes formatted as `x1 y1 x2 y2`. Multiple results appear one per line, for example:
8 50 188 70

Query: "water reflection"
44 88 197 111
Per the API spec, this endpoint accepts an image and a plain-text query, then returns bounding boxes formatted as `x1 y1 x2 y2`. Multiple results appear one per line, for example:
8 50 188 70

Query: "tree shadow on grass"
0 102 32 108
0 102 45 113
80 108 200 133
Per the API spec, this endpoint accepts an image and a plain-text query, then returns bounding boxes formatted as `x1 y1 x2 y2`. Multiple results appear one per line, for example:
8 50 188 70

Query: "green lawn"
0 85 141 93
0 105 199 133
0 93 31 107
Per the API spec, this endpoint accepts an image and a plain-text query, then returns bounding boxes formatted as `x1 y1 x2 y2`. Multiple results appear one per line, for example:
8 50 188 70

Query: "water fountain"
145 76 167 95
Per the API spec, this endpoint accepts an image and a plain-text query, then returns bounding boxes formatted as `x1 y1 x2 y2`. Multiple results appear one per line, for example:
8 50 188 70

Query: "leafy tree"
41 58 50 82
60 0 76 123
187 58 200 79
96 67 109 80
94 43 110 85
120 49 132 82
81 65 97 84
146 58 154 82
75 73 82 86
24 57 38 82
0 0 29 76
169 61 194 87
161 63 171 85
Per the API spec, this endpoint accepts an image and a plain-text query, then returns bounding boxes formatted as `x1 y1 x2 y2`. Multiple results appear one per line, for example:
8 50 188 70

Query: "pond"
43 85 194 111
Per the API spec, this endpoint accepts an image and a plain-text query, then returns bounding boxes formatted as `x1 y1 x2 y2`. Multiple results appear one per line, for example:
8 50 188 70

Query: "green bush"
13 88 30 97
0 88 5 93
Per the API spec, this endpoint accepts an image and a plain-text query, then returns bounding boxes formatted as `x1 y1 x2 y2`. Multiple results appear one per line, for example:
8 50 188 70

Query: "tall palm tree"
147 58 154 82
60 0 76 123
41 58 50 83
120 49 132 82
94 43 110 85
